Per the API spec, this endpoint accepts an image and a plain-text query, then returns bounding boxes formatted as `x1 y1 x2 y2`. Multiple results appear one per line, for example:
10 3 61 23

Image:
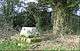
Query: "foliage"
3 0 19 26
2 0 80 34
3 0 37 30
39 0 80 34
0 39 30 50
2 0 52 32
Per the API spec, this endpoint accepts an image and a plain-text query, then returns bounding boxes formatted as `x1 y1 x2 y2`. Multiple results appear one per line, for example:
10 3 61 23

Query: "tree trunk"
53 3 65 35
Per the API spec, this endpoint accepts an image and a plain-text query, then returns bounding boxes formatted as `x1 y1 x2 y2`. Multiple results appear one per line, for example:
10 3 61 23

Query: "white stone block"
20 27 38 37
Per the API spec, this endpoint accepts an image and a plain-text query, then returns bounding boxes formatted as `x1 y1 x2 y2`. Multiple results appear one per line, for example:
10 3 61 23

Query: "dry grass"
0 32 80 50
29 34 80 50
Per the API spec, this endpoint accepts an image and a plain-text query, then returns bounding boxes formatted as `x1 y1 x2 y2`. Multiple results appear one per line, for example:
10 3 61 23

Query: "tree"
3 0 80 34
3 0 19 25
39 0 80 34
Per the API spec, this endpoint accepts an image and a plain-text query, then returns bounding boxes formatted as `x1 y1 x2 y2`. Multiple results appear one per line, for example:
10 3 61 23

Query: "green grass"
0 39 30 50
0 36 42 50
0 40 80 51
43 48 80 51
0 35 80 51
43 46 80 51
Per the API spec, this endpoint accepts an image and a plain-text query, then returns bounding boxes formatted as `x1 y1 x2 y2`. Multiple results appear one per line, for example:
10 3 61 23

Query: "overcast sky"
14 0 38 13
20 0 38 3
1 0 79 16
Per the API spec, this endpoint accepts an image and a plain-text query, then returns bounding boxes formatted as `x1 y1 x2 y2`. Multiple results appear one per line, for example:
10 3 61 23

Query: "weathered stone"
20 27 39 37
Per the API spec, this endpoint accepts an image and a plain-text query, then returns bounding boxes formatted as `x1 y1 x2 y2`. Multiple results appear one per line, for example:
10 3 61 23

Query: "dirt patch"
0 25 79 50
0 23 18 39
29 34 80 50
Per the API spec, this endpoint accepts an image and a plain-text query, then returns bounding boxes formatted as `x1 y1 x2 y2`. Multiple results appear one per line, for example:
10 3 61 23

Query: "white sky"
14 0 38 13
47 8 53 12
76 9 80 16
0 0 4 3
20 3 28 7
20 0 38 3
0 0 53 14
14 5 26 13
0 3 3 8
